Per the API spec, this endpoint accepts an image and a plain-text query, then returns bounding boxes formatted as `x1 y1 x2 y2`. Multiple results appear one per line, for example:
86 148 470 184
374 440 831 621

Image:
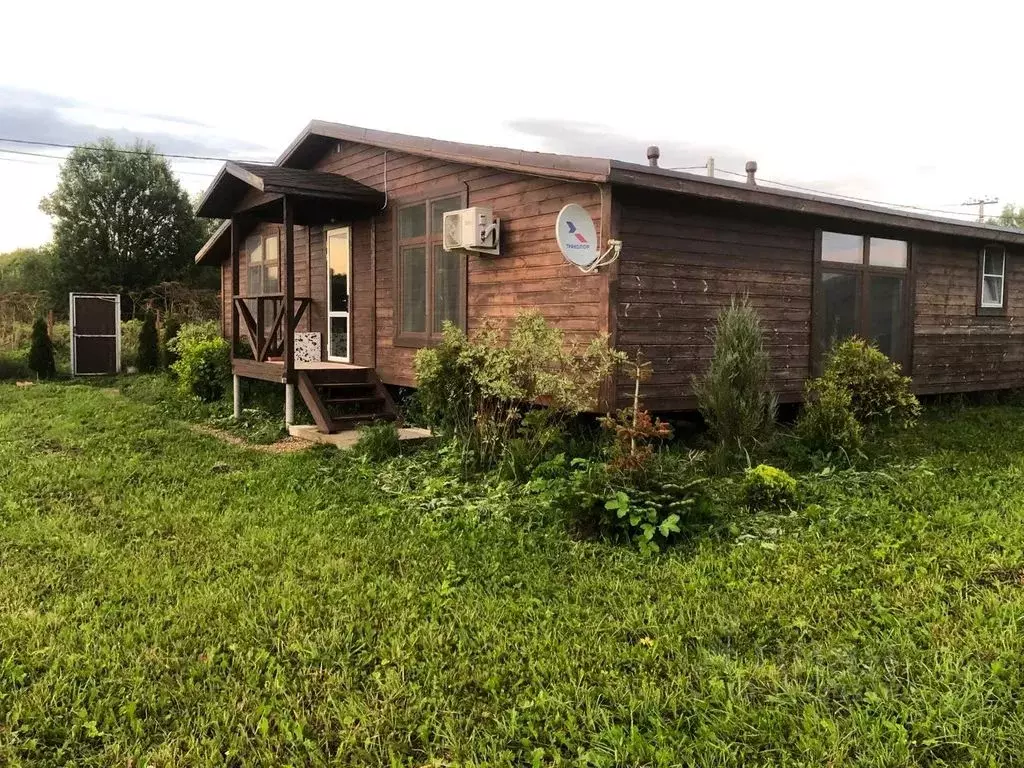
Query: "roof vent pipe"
745 160 758 185
646 145 660 168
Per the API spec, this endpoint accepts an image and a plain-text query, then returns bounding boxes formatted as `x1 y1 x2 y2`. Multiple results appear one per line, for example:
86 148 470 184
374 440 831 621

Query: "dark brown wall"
615 191 814 410
311 142 609 386
912 238 1024 394
614 188 1024 410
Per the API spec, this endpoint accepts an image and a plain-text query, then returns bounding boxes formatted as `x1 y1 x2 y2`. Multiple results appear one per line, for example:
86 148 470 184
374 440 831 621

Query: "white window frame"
981 245 1006 309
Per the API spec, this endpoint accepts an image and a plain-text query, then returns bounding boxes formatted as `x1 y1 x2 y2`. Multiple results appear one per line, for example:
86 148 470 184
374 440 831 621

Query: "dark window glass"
432 245 462 334
400 246 427 333
399 204 427 239
329 315 349 360
822 271 860 353
869 274 904 363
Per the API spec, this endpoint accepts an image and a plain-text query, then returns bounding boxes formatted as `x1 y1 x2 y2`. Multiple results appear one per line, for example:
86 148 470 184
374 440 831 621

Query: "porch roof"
195 161 386 224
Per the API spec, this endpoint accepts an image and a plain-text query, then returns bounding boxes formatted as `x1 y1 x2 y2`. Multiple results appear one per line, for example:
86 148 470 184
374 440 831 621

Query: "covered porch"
196 162 395 433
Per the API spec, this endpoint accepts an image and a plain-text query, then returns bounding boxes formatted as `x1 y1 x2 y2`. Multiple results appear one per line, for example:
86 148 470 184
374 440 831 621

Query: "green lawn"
2 384 1024 766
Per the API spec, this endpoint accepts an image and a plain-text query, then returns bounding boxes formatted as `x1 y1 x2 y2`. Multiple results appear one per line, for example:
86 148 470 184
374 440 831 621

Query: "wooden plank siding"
614 189 1024 410
614 193 814 410
213 140 1024 411
310 142 609 387
911 238 1024 394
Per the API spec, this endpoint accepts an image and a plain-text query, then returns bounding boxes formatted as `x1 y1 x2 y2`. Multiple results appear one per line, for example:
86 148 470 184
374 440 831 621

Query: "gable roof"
277 120 1024 245
195 121 1024 264
195 160 385 220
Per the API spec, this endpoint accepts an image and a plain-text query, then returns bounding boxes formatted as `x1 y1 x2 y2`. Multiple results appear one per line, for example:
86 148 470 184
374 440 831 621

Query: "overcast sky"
1 0 1021 252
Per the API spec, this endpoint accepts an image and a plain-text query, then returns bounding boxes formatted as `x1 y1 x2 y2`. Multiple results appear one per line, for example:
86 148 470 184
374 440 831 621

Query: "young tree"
693 295 777 461
28 317 56 379
39 140 205 313
137 313 160 373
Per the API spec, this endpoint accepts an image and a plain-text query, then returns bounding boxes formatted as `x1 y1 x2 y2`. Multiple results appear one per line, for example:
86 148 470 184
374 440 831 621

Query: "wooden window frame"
977 244 1008 317
393 189 469 348
244 229 282 296
812 229 914 374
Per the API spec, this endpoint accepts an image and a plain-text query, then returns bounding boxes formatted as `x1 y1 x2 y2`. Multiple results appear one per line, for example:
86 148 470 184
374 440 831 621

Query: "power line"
0 147 218 178
0 136 270 165
711 167 995 220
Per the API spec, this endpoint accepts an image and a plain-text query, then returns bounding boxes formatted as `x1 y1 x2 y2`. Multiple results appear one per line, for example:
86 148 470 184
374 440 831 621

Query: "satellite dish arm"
579 239 622 274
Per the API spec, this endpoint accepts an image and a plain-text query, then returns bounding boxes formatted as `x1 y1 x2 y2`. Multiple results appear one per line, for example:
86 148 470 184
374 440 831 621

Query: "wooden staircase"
296 366 398 434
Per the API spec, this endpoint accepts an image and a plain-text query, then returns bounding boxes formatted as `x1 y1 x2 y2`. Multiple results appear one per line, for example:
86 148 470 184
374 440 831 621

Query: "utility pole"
963 196 999 222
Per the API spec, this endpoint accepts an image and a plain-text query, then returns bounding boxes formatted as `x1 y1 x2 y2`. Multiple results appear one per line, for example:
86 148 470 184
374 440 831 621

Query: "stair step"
322 395 383 406
315 382 376 394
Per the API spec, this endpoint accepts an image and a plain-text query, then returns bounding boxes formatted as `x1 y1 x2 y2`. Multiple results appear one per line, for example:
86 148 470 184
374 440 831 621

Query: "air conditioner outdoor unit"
443 207 501 256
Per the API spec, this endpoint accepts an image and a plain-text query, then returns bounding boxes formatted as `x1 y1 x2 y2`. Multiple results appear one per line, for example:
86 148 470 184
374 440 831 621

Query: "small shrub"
414 312 624 471
137 314 159 373
27 318 56 379
356 421 403 462
600 353 673 473
531 450 706 554
49 322 70 371
743 464 797 510
796 376 863 457
162 317 182 370
170 323 230 402
120 319 142 369
501 409 569 481
693 295 777 462
822 338 921 428
0 349 31 380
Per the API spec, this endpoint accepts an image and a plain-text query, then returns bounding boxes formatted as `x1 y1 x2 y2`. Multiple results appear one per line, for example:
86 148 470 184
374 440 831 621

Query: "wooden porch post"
283 197 296 427
283 197 295 383
230 217 239 357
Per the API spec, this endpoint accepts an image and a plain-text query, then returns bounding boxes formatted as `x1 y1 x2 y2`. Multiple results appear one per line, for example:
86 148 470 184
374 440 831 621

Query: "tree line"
0 139 220 318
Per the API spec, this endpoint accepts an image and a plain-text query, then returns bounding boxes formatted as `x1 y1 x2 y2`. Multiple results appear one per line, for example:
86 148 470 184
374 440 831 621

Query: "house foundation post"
233 374 241 419
285 383 295 426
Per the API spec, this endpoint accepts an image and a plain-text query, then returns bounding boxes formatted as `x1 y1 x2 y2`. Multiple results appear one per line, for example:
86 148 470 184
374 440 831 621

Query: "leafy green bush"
0 348 31 380
28 318 56 379
823 338 921 428
742 464 797 510
693 296 777 462
120 319 142 369
162 316 182 370
49 322 70 371
414 312 624 470
796 376 864 457
137 314 159 373
531 450 706 554
355 421 403 462
170 322 230 402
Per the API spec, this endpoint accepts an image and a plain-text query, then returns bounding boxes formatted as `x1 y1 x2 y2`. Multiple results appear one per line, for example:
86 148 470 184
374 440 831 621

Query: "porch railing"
233 294 311 362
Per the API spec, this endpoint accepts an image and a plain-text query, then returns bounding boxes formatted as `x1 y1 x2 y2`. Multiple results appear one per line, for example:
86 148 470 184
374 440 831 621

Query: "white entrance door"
326 227 351 362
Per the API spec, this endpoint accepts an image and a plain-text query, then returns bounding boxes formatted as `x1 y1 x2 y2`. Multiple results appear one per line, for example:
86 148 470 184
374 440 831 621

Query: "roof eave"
194 220 230 265
608 162 1024 246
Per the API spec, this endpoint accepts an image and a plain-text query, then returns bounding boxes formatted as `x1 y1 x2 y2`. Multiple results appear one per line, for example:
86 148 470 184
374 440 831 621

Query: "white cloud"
1 0 1021 250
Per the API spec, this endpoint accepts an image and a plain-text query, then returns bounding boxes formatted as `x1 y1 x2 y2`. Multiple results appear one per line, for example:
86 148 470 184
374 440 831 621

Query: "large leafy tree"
40 140 208 311
990 204 1024 229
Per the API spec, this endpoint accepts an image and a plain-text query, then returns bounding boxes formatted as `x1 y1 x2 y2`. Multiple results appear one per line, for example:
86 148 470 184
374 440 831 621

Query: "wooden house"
194 121 1024 430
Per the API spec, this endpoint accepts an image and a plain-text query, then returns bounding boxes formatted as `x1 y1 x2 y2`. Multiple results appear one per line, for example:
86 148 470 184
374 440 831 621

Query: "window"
979 245 1006 312
396 193 466 343
246 232 280 295
816 231 909 368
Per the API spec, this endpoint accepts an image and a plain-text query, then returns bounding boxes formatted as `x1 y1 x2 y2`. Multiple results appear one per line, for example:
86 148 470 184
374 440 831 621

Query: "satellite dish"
555 204 600 267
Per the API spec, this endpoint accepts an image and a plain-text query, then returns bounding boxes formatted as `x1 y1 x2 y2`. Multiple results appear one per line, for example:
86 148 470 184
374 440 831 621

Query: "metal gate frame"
70 293 121 376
